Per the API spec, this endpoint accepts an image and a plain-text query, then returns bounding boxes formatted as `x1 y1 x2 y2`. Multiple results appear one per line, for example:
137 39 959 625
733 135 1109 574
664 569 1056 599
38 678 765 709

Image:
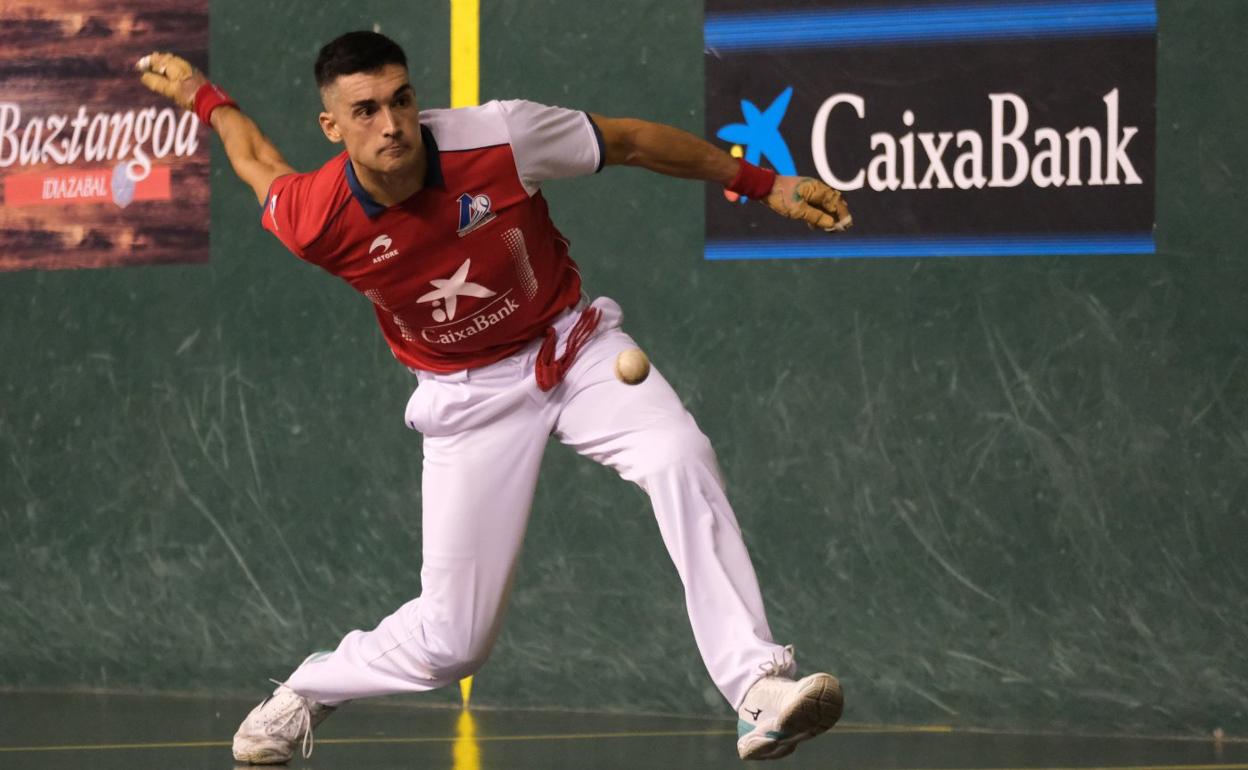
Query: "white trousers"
284 297 791 710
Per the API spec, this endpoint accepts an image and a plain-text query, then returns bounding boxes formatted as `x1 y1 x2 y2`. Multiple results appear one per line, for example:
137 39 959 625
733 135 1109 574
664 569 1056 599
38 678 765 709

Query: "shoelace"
535 306 601 391
266 679 316 759
758 645 796 678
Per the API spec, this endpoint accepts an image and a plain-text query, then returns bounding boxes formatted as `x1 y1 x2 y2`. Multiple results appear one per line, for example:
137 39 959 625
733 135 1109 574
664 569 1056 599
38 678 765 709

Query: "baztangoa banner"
705 0 1157 259
0 0 210 271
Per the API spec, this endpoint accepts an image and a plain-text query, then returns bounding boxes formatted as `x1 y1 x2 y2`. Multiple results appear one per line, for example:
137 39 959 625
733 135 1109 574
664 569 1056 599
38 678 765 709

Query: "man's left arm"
591 114 851 232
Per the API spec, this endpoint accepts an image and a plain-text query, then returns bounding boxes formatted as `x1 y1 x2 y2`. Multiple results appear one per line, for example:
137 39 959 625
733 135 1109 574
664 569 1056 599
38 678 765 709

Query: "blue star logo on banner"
716 86 798 191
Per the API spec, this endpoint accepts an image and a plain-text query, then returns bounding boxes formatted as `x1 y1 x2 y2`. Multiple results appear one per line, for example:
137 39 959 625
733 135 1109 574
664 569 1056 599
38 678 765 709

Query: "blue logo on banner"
716 86 798 189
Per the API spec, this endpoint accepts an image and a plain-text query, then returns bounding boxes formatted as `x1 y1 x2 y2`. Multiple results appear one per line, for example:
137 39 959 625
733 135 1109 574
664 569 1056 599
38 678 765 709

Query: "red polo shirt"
261 100 604 372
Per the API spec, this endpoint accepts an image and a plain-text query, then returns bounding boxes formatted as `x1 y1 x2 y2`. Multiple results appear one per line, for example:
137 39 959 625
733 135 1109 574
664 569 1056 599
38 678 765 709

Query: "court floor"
1 691 1244 770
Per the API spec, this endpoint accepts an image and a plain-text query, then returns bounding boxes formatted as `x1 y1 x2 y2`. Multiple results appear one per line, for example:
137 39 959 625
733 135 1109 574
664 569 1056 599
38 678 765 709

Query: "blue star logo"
716 86 797 185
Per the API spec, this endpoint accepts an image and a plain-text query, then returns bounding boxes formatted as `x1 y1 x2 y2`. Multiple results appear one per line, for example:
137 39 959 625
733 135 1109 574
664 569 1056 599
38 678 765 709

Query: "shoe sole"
738 673 844 761
232 742 294 765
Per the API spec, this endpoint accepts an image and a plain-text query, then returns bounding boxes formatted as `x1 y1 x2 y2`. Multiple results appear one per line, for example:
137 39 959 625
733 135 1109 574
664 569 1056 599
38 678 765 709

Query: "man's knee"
398 597 500 683
409 627 495 682
421 645 489 682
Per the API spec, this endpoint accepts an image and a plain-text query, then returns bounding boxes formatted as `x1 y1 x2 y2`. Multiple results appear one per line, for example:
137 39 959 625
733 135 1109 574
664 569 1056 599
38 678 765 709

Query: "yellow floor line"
989 767 1248 770
0 740 229 752
837 724 956 734
0 724 968 752
320 729 738 747
0 730 734 753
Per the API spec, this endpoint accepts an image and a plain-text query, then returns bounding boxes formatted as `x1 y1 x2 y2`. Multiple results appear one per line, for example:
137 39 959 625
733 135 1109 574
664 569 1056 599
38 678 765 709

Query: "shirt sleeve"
260 170 323 259
497 99 605 194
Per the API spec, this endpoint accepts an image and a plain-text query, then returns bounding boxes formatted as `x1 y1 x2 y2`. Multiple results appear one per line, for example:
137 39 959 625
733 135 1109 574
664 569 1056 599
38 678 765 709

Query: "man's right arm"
136 52 294 204
210 107 296 205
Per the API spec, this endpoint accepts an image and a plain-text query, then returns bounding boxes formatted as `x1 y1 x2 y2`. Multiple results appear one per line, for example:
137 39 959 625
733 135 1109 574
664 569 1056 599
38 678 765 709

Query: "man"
137 31 850 765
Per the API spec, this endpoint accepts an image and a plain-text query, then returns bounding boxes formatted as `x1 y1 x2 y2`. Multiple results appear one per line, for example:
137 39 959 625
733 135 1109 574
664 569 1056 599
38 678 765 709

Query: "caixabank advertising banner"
0 0 210 271
705 0 1156 259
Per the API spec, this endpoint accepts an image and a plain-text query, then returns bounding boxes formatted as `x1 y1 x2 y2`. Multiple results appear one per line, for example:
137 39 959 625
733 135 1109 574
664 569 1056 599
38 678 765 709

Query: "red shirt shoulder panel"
260 153 351 259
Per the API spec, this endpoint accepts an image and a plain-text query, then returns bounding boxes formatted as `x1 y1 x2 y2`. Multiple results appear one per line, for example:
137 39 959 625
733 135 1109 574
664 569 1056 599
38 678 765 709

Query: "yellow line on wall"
450 0 480 107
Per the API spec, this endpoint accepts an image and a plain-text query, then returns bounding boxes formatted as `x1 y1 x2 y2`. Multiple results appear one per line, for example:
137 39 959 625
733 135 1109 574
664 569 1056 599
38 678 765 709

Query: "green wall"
2 0 1246 736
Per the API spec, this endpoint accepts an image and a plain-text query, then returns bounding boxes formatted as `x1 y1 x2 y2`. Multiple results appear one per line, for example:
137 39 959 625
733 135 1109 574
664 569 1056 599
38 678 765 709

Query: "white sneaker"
232 679 335 764
736 648 843 761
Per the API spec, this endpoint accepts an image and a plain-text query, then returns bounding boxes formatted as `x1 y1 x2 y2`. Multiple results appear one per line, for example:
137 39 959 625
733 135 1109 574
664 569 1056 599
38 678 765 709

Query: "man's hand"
764 176 853 233
136 52 206 111
137 52 293 204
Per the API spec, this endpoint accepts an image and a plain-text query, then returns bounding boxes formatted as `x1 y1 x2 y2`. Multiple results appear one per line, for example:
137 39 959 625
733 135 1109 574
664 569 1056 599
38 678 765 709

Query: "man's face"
319 63 422 175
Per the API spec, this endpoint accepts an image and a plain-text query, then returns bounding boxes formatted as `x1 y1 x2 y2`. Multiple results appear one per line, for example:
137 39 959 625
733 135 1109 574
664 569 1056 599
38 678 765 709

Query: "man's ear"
319 111 342 143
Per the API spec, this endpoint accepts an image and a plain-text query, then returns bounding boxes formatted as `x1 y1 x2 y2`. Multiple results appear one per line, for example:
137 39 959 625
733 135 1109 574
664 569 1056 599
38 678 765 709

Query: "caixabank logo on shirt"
704 0 1157 259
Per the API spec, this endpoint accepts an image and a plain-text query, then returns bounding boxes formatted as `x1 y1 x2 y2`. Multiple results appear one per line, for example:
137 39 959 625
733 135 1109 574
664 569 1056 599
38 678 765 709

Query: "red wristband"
193 82 238 127
726 159 776 200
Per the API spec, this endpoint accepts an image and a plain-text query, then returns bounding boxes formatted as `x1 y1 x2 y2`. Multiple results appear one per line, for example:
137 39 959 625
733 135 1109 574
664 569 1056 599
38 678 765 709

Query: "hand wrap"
726 159 777 200
193 82 239 127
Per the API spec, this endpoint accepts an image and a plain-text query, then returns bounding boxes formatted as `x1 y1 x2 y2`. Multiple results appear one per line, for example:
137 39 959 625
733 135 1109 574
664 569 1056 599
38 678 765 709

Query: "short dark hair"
314 31 408 89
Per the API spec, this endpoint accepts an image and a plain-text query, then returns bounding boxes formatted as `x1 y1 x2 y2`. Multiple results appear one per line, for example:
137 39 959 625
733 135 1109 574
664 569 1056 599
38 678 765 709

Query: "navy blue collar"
345 123 444 218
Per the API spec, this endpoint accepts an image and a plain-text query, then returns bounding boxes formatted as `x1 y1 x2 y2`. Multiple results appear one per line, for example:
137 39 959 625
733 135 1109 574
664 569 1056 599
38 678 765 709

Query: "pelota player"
137 31 851 764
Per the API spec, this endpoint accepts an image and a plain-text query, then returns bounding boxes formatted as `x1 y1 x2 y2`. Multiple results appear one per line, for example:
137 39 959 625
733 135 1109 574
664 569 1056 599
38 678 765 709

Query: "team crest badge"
456 192 496 237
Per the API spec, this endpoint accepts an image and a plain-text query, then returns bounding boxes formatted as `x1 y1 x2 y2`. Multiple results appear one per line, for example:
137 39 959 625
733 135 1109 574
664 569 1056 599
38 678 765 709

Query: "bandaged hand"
135 52 205 110
765 176 852 233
